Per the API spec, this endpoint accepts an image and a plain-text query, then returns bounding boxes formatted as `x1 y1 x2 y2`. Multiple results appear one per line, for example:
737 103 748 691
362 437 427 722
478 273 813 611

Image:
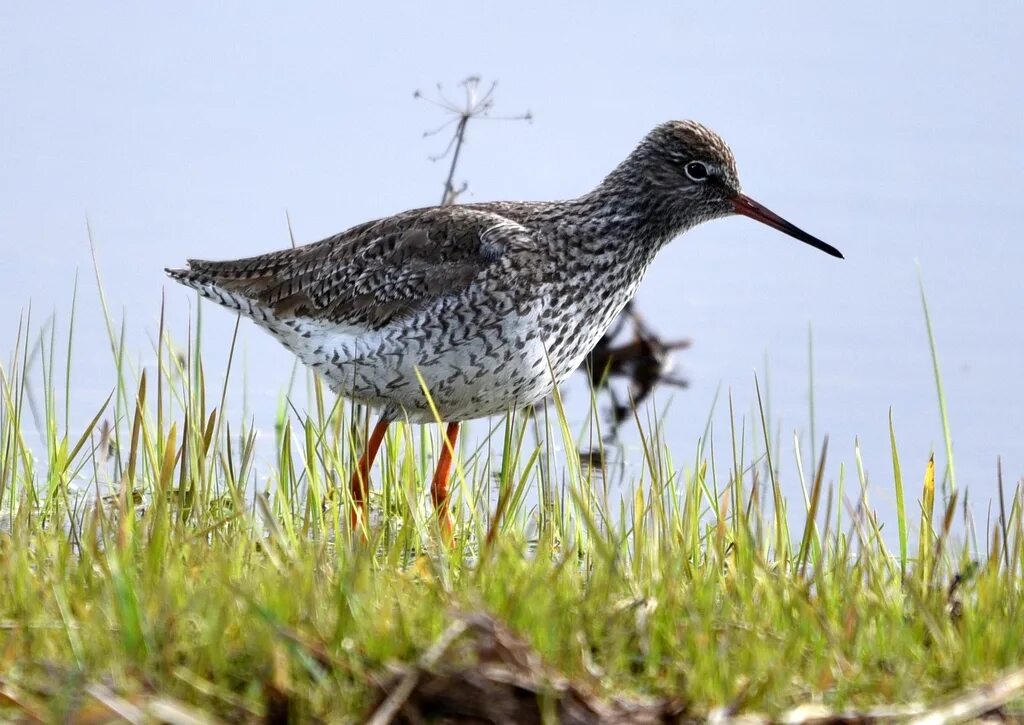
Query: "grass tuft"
0 283 1022 721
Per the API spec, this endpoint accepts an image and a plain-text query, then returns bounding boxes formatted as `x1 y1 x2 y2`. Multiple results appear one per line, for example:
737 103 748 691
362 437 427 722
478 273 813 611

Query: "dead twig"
415 76 531 206
367 611 686 724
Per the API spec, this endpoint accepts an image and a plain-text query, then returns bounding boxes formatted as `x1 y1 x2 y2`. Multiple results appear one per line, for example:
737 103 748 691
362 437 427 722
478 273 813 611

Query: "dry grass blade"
145 696 221 725
84 683 146 723
908 666 1024 725
0 678 47 723
712 667 1024 723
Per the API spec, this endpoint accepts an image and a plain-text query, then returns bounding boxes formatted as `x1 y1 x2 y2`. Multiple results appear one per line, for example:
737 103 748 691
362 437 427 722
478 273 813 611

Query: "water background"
2 3 1022 535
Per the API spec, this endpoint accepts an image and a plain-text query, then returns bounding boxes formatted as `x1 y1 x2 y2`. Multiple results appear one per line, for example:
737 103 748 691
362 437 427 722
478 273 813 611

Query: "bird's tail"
165 262 267 319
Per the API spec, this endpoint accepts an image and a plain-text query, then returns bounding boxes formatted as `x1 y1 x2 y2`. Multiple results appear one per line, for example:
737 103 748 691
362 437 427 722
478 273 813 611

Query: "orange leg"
430 422 460 539
349 417 390 531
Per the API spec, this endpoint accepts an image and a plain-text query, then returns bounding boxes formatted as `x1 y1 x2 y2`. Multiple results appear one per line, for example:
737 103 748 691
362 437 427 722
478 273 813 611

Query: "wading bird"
168 120 842 536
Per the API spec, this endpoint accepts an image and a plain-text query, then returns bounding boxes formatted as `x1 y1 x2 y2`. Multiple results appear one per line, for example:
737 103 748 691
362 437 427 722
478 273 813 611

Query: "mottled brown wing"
168 205 531 329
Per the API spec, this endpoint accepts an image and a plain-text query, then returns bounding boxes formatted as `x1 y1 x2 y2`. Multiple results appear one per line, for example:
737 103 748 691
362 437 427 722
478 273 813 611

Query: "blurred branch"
585 301 691 431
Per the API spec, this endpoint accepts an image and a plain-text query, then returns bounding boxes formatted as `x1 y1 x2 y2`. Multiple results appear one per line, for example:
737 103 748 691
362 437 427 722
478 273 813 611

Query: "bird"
167 120 842 537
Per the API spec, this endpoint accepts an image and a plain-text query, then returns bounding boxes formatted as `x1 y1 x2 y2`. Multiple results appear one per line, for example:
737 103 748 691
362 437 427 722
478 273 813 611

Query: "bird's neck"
568 166 695 254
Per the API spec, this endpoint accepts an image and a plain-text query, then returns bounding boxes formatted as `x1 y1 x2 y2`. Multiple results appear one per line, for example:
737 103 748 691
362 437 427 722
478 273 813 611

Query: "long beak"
732 194 843 259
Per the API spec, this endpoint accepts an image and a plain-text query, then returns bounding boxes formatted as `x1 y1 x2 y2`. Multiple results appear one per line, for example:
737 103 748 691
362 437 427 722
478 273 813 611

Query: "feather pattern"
166 120 756 422
169 206 530 330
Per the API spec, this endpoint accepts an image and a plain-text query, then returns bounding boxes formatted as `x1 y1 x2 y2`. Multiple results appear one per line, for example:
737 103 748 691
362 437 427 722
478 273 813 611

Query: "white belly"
264 302 560 422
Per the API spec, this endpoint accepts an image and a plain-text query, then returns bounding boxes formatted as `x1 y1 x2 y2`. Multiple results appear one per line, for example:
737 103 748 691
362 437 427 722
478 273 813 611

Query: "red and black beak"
732 194 843 259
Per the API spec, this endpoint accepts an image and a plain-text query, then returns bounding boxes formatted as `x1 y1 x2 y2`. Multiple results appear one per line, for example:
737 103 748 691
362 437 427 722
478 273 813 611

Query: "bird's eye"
684 161 709 182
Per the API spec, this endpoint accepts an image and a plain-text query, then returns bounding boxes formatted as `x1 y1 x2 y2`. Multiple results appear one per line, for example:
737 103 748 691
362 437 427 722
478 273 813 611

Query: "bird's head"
626 120 843 258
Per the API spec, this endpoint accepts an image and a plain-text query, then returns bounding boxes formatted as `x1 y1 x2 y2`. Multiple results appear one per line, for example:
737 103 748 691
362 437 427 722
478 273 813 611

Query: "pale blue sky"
2 2 1022 518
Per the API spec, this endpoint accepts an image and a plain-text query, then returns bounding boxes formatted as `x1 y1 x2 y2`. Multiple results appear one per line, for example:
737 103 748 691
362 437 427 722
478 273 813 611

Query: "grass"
1 285 1023 723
